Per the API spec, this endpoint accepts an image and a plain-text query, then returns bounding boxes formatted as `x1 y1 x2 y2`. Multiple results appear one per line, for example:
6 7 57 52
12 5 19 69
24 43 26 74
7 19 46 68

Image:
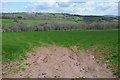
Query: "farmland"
1 13 119 78
3 30 119 75
1 19 76 25
1 19 15 24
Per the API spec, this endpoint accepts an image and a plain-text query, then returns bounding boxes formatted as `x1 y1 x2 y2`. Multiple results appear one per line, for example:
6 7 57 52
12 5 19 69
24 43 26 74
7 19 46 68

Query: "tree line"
2 21 118 32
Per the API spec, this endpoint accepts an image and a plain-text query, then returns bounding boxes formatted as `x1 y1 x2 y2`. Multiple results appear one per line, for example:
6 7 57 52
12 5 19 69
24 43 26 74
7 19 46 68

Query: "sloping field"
1 19 15 24
2 30 119 76
1 19 76 25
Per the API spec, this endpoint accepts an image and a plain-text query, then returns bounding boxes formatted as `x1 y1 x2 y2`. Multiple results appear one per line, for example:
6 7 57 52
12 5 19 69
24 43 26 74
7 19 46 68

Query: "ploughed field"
2 30 119 76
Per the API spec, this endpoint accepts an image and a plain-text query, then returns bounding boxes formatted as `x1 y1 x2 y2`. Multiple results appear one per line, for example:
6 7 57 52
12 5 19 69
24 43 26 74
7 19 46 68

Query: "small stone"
54 75 57 78
42 73 46 75
44 76 46 78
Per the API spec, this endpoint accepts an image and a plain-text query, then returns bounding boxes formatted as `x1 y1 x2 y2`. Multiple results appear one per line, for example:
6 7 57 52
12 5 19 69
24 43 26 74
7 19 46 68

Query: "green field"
3 30 119 75
1 19 76 25
1 19 15 24
13 14 28 17
4 13 28 17
2 13 119 76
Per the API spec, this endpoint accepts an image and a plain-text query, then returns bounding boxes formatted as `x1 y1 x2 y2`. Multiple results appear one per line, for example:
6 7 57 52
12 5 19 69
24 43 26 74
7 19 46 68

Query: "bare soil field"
3 46 116 78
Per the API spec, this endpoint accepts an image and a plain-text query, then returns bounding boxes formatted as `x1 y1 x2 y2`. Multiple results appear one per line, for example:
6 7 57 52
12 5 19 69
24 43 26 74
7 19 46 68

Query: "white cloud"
95 2 118 15
24 1 118 15
85 1 95 5
2 0 120 2
2 0 118 15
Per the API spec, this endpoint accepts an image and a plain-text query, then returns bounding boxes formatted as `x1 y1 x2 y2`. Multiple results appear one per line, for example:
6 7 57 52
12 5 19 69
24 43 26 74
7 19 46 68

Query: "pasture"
1 19 76 25
1 19 15 24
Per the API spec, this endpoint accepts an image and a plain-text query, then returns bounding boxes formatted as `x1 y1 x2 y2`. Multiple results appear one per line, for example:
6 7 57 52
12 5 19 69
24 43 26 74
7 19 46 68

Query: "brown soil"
3 46 116 78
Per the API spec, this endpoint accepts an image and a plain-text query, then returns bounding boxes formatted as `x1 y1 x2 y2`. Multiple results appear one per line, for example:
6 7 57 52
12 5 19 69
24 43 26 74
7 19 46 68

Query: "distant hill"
103 15 118 17
1 12 118 22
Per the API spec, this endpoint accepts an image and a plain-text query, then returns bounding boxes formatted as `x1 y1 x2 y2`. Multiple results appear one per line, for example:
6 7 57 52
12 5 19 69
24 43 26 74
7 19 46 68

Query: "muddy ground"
3 46 116 78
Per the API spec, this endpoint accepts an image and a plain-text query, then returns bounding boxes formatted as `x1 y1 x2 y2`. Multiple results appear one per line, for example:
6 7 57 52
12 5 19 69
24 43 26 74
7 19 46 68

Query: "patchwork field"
1 13 119 78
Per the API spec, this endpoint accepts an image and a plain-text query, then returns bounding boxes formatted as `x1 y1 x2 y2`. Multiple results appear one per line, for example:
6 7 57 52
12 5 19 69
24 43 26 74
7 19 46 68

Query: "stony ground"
3 46 116 78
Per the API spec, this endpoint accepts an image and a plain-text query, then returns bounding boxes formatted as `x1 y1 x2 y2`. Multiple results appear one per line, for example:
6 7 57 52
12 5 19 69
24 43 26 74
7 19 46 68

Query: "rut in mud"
3 46 116 78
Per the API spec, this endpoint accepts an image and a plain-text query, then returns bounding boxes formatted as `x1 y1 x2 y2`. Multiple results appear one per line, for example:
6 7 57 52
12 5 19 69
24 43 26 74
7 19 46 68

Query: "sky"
1 0 120 15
